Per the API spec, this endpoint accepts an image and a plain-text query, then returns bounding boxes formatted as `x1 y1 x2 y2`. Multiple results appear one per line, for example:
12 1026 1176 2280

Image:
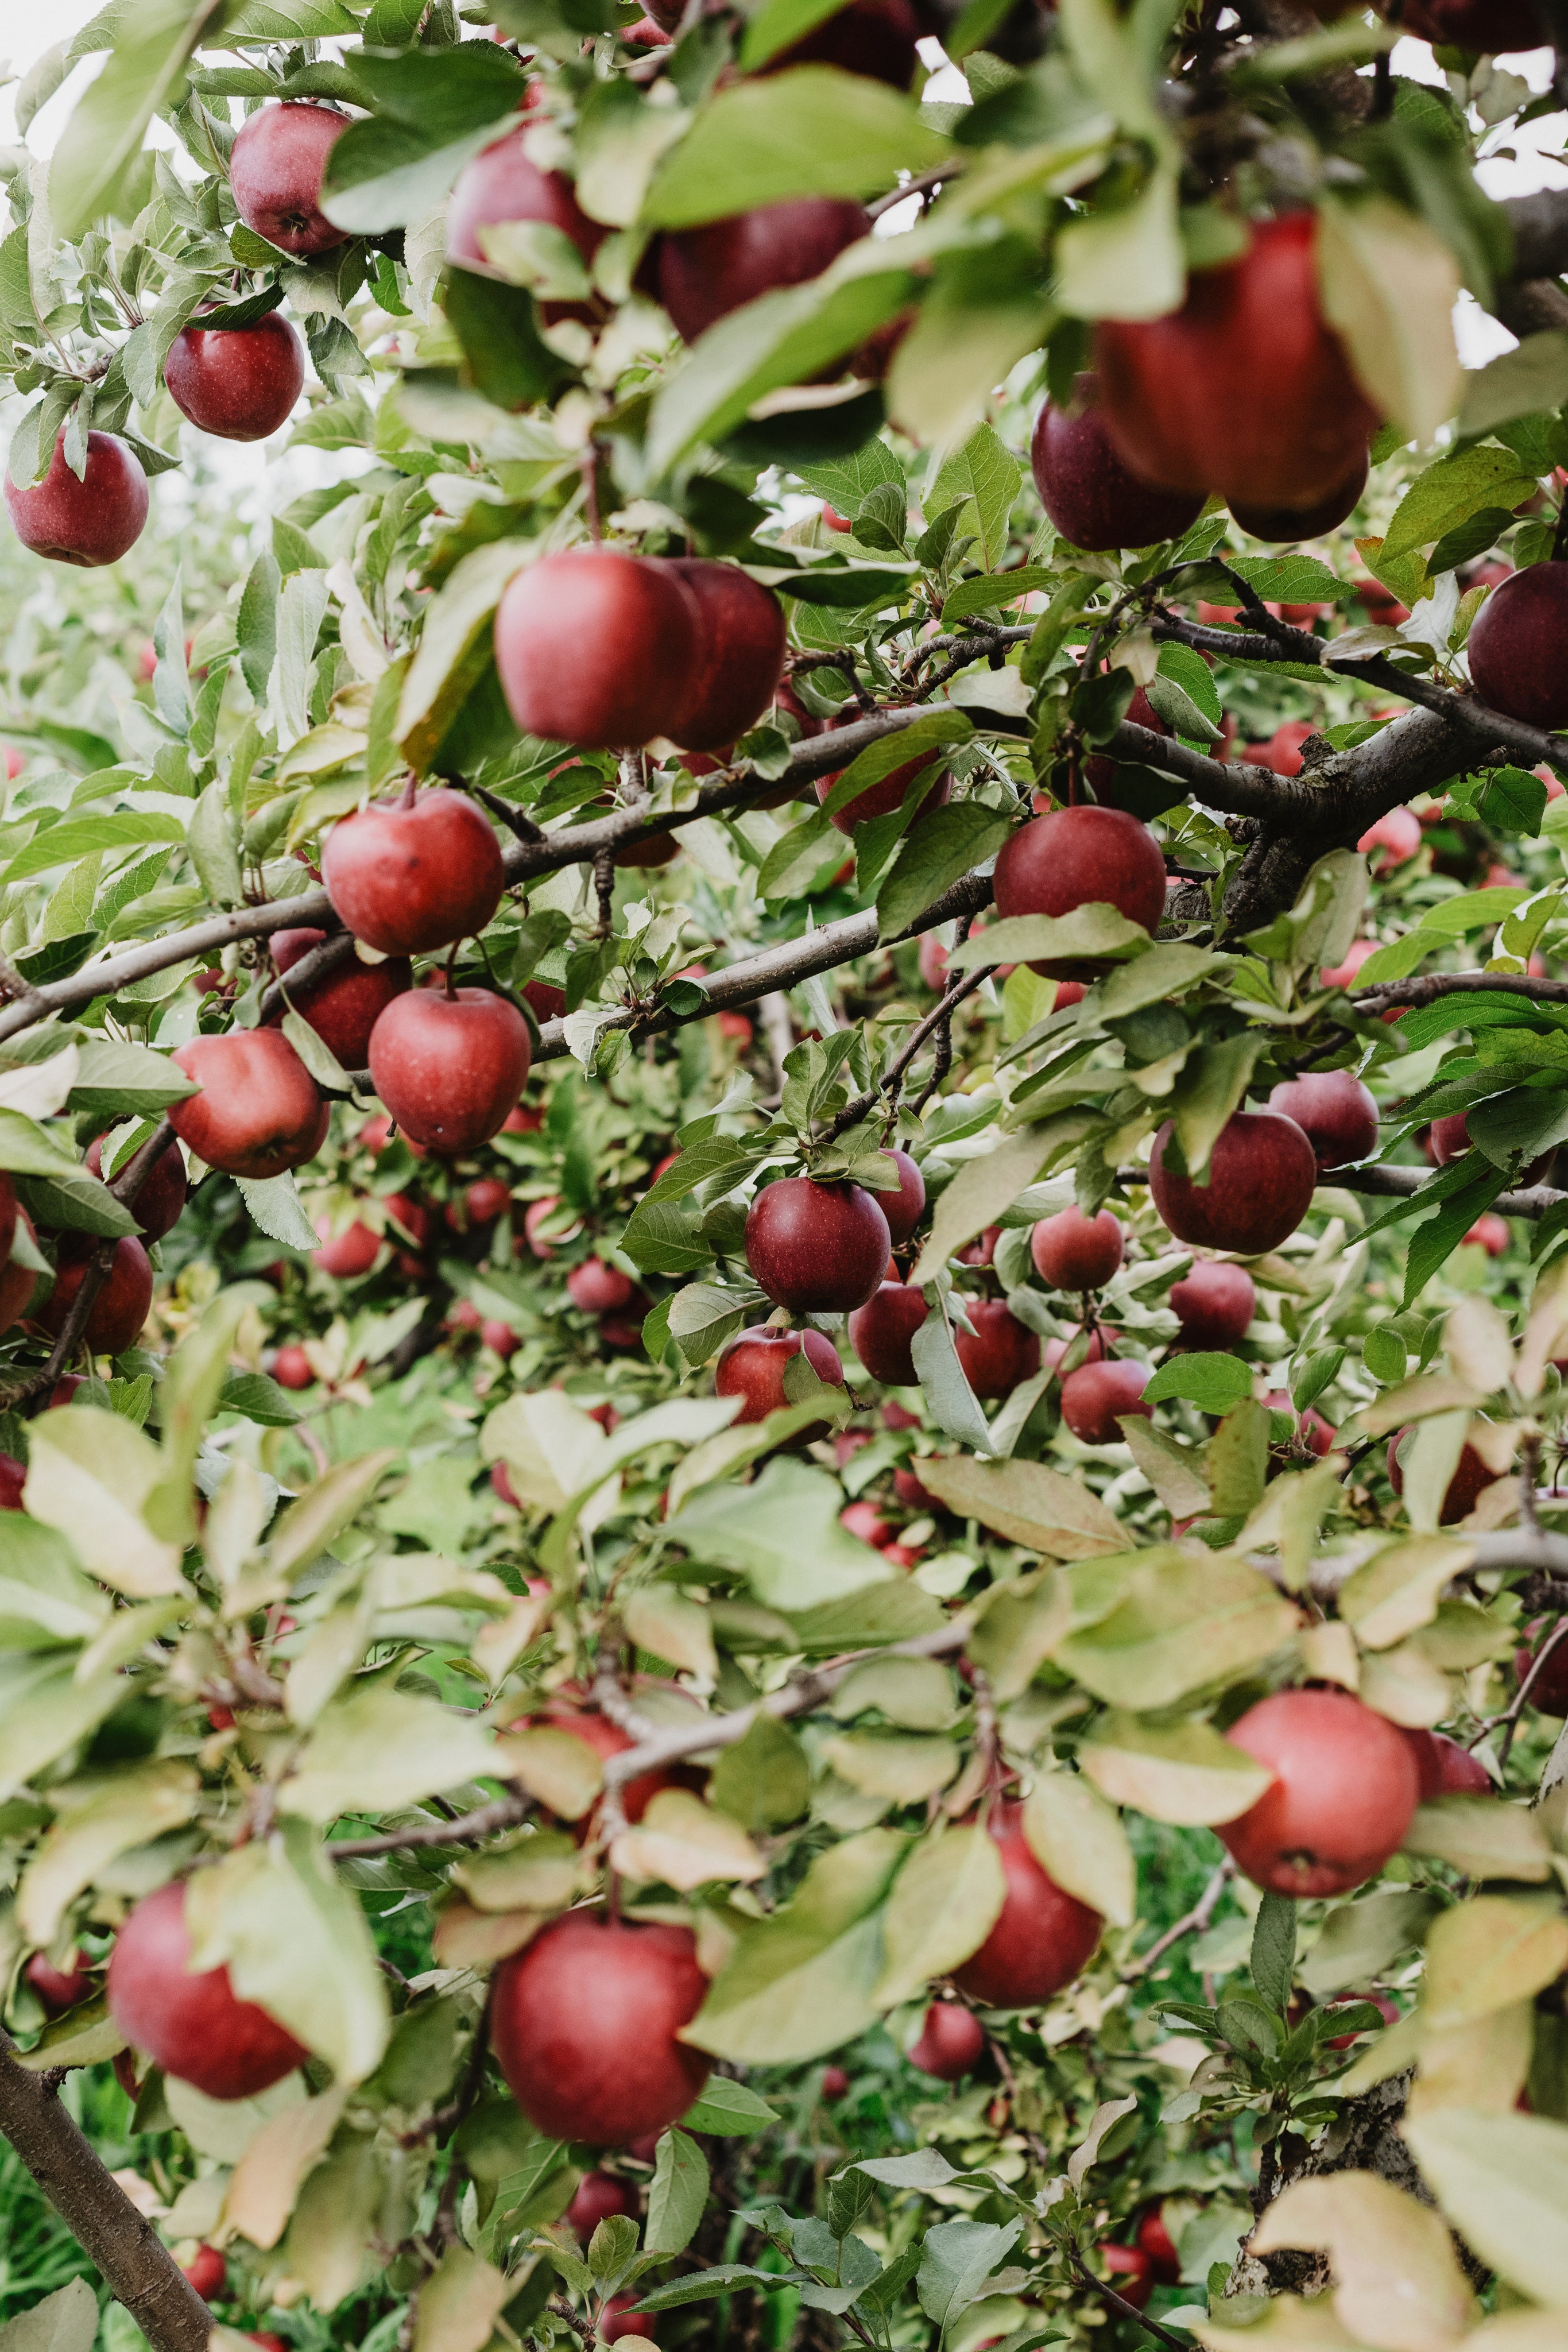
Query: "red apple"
0 1454 24 1509
1400 1727 1490 1800
265 926 411 1067
869 1148 925 1245
657 198 870 343
1094 214 1378 511
367 988 531 1154
1464 1213 1510 1256
171 1031 329 1179
1428 1111 1551 1188
490 1911 711 2144
164 315 305 441
568 1259 637 1314
600 2294 657 2343
761 0 919 82
312 1214 380 1278
908 2000 986 2079
1044 1326 1109 1372
957 1226 1001 1267
1229 448 1367 541
1099 2245 1153 2310
466 1178 512 1226
1030 374 1205 550
893 1463 937 1509
663 562 785 752
0 1208 37 1334
714 1324 846 1422
1149 1111 1318 1255
524 1197 564 1258
41 1236 153 1357
85 1134 185 1242
273 1345 313 1390
6 431 149 568
993 806 1168 972
322 790 504 957
1217 1688 1420 1898
848 1280 928 1386
1265 1072 1378 1171
1387 1428 1498 1526
1137 2205 1182 2285
1402 0 1543 49
919 933 948 989
954 1299 1041 1399
1359 807 1422 872
181 2246 226 2300
524 979 567 1024
745 1176 891 1313
1031 1205 1124 1291
841 1499 895 1546
953 1801 1102 2003
815 753 950 834
1516 1629 1568 1715
566 2170 638 2239
228 103 349 257
108 1879 308 2099
821 2063 851 2099
495 551 701 748
1468 563 1568 730
1060 1356 1151 1444
446 124 607 320
25 1950 92 2013
1320 937 1380 992
1169 1259 1255 1350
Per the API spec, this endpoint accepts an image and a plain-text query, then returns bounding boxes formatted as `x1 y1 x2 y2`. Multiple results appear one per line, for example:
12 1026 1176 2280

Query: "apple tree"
2 3 1568 2351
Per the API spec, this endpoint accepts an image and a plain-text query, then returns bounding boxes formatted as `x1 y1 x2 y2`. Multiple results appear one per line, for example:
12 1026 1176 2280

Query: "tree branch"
1331 1163 1566 1220
1124 1858 1235 1981
1354 972 1568 1011
0 2027 212 2352
327 1789 532 1858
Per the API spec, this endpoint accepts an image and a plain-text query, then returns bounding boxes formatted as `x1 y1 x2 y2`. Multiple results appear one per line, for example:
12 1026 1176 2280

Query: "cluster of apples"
0 1116 191 1370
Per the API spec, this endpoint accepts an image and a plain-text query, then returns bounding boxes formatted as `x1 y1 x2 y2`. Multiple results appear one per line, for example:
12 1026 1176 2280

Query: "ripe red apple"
745 1177 891 1313
312 1214 380 1278
1044 1327 1109 1374
1031 1205 1124 1291
821 2063 851 2100
816 752 949 834
954 1300 1041 1399
848 1280 928 1386
869 1148 925 1245
1468 563 1568 730
657 198 869 343
265 926 411 1068
26 1950 92 2013
490 1911 711 2144
1400 1727 1490 1800
600 2293 657 2343
1265 1072 1378 1171
108 1879 308 2099
568 1259 637 1314
0 1454 24 1509
954 1801 1102 2003
1060 1356 1151 1444
1516 1629 1568 1715
532 1701 684 1828
1218 1688 1420 1898
1169 1259 1255 1350
566 2169 638 2239
714 1324 846 1423
85 1134 185 1242
1428 1111 1551 1188
273 1344 313 1390
0 1209 37 1335
367 988 531 1154
446 124 607 319
841 1499 895 1547
1137 2205 1182 2286
1030 374 1205 550
41 1236 153 1356
1229 448 1367 541
1386 1428 1497 1526
1403 0 1543 49
1149 1111 1318 1255
181 2246 226 2300
524 1197 564 1257
322 790 504 957
1359 808 1422 872
228 103 349 257
993 806 1168 973
164 315 305 442
1099 2245 1153 2310
496 551 701 748
483 1318 521 1357
1321 937 1380 992
1094 214 1379 511
464 1178 512 1226
171 1031 328 1179
893 1462 937 1510
908 2001 986 2079
6 431 149 567
761 0 919 82
524 979 567 1026
1465 1213 1510 1256
663 563 785 751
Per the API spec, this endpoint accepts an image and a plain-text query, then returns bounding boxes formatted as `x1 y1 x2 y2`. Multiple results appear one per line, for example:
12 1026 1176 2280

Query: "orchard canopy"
10 3 1568 2351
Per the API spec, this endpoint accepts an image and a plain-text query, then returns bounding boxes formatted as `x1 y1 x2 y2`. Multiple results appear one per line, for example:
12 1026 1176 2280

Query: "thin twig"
820 966 990 1143
1068 2246 1194 2352
327 1789 532 1859
1124 1858 1234 1980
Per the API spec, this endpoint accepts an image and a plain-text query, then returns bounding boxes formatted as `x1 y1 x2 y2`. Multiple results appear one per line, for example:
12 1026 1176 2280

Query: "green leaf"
646 2128 708 2257
1458 331 1568 437
51 0 224 238
664 1456 896 1611
1143 1352 1253 1414
939 565 1055 625
1401 2110 1568 2307
928 422 1024 572
236 1172 322 1252
442 268 575 413
218 1372 301 1428
910 1306 992 1452
1382 445 1539 576
873 1824 1007 2006
1057 1546 1299 1709
877 803 1013 939
709 1716 811 1831
1 812 185 885
1250 1891 1297 2012
642 66 951 227
679 2079 781 2136
917 2219 1023 2331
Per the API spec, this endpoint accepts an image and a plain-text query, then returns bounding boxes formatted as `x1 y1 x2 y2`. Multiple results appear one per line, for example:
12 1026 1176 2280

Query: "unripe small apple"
954 1300 1040 1399
908 2001 985 2079
1060 1356 1151 1444
1149 1111 1317 1256
1265 1071 1378 1171
1030 375 1205 551
715 1324 846 1425
1218 1688 1420 1898
323 790 504 957
954 1801 1102 2003
848 1280 927 1386
1031 1205 1124 1291
993 806 1168 973
229 102 349 257
41 1236 153 1357
172 1031 328 1180
1169 1259 1254 1351
745 1177 891 1313
165 314 306 441
368 988 531 1155
107 1879 308 2099
6 431 149 568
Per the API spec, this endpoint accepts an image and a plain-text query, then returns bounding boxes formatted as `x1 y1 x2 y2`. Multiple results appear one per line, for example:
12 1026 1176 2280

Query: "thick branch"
0 2028 212 2352
1354 972 1568 1010
1332 1163 1566 1220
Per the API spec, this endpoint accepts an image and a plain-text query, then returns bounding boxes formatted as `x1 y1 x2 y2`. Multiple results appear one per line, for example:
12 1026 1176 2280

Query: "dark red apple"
322 790 504 957
1169 1259 1255 1349
25 1950 92 2013
714 1324 846 1422
600 2294 657 2343
108 1879 308 2100
531 1701 686 1829
181 2246 226 2300
484 1318 521 1357
1044 1326 1109 1373
1218 1688 1420 1898
164 315 305 442
0 1204 35 1332
761 0 920 83
1468 564 1568 731
1403 0 1543 48
893 1463 937 1509
657 198 870 343
663 562 785 752
41 1236 153 1356
1149 1111 1318 1255
1516 1629 1568 1715
85 1134 185 1243
566 2170 638 2239
869 1148 925 1245
1428 1110 1551 1188
495 551 700 748
1266 1071 1377 1171
954 1801 1101 2003
745 1177 890 1312
0 1454 25 1509
1387 1428 1498 1526
463 1178 512 1226
6 431 148 567
954 1300 1040 1399
908 2000 986 2078
1230 448 1367 541
1095 214 1379 511
993 806 1168 972
171 1031 329 1179
1400 1727 1490 1800
1030 374 1205 550
1099 2245 1153 2311
490 1911 711 2144
273 1344 313 1390
816 751 949 834
367 987 531 1154
228 103 349 257
1031 1205 1124 1290
1137 2206 1182 2286
848 1280 927 1385
821 2063 851 2100
841 1499 895 1546
568 1259 637 1313
1060 1356 1151 1444
524 979 567 1024
312 1214 380 1278
265 926 412 1067
446 124 607 319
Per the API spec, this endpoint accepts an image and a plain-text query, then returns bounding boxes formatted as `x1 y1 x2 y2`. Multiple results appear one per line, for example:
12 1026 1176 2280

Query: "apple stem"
444 941 460 1000
580 446 602 543
400 771 417 811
